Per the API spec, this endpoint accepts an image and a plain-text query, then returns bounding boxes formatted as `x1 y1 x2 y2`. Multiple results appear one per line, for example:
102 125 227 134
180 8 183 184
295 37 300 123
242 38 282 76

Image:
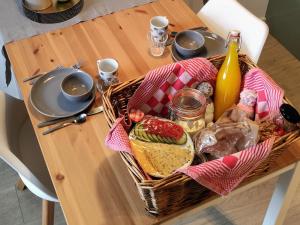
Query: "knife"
37 106 103 128
23 66 63 83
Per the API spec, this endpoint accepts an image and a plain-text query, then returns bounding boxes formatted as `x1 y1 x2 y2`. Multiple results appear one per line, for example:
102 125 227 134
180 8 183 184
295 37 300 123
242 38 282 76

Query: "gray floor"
0 159 66 225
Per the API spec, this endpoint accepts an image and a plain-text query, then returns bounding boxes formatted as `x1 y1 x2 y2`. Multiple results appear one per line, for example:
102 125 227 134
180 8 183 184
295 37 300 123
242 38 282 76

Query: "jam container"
277 104 300 132
169 88 207 136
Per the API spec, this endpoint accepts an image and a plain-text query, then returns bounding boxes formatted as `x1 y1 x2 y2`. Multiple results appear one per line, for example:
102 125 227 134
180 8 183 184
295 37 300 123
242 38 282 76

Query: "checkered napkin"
244 68 284 120
105 58 284 195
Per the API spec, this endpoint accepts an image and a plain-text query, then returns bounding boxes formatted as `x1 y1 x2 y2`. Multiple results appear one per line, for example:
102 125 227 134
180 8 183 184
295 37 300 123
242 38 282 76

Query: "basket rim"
102 54 299 188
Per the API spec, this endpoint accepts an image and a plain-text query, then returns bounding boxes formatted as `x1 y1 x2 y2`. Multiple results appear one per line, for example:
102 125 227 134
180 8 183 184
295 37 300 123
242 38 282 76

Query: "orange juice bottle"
214 30 242 120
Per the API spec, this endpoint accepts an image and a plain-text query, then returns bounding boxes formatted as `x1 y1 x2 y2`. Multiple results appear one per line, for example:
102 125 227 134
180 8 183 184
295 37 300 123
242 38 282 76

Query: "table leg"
16 177 26 191
42 200 55 225
262 162 300 225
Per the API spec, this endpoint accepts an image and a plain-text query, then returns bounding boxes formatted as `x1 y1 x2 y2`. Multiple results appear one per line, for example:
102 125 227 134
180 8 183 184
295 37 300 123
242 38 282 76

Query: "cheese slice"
130 133 194 178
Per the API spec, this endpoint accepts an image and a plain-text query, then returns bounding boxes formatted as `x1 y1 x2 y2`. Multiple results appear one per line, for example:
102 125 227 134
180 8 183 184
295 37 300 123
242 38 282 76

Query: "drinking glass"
148 33 168 57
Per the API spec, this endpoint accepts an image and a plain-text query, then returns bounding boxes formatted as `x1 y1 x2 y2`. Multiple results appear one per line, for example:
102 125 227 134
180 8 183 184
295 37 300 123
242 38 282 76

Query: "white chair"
197 0 269 64
0 91 58 225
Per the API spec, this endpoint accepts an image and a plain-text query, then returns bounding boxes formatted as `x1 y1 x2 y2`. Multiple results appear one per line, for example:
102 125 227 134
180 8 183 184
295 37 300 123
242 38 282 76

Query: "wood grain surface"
4 0 300 224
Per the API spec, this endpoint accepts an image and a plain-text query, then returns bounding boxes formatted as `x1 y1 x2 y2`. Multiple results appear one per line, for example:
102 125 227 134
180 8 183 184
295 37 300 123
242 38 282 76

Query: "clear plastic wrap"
128 116 195 178
193 121 259 158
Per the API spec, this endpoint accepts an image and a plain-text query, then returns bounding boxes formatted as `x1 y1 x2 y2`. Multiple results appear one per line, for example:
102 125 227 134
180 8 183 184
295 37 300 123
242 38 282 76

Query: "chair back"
197 0 269 63
0 92 56 201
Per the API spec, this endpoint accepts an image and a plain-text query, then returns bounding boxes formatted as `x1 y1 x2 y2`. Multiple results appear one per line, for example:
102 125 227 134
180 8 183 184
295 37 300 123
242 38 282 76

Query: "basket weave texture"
103 55 300 215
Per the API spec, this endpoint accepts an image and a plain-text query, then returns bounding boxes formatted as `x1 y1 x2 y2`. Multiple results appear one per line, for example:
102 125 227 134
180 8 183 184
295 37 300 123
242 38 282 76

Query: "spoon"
43 113 87 135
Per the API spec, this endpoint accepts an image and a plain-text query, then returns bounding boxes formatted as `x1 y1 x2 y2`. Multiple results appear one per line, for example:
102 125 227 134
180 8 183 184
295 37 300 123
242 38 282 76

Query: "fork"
72 60 84 70
24 60 84 84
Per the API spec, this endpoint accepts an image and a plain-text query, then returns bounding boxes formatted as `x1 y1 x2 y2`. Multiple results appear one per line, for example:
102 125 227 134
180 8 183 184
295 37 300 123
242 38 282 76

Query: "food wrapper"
193 121 259 158
217 105 250 123
128 116 195 178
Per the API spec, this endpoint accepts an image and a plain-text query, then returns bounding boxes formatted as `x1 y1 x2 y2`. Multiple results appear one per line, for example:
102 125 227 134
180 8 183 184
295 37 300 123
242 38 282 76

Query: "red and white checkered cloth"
243 68 284 120
127 58 218 116
178 137 275 195
105 58 284 195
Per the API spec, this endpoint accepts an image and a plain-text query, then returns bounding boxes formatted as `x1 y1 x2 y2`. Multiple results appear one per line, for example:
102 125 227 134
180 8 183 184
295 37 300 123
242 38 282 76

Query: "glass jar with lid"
169 88 207 136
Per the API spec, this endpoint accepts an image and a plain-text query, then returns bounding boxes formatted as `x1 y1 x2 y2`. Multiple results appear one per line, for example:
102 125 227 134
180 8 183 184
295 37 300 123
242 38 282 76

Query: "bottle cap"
229 30 241 38
280 103 300 124
226 30 242 50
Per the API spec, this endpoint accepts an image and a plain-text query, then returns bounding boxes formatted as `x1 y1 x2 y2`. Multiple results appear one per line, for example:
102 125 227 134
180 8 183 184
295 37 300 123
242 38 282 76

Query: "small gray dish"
174 30 205 57
171 30 227 61
61 71 94 102
30 67 95 118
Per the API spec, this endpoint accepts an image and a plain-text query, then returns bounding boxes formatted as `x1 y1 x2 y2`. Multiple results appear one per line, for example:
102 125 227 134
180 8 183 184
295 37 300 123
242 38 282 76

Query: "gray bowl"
61 71 94 102
174 30 205 57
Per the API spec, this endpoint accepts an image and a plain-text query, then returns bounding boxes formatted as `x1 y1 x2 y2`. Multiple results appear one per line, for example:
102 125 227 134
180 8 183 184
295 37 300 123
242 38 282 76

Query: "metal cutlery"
23 66 63 83
38 105 103 128
166 26 208 46
42 113 87 135
23 60 84 84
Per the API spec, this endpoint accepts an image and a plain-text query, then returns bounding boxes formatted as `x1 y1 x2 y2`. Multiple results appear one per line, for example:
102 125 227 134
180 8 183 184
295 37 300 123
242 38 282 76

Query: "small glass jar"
276 103 300 132
169 88 207 136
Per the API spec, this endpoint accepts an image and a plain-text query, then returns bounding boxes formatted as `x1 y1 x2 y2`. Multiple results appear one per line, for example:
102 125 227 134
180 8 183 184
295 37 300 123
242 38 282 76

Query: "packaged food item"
193 121 259 158
278 103 300 132
169 88 207 136
216 105 244 123
196 82 214 98
259 120 285 142
129 108 144 122
129 116 195 178
214 30 242 120
196 82 214 124
217 89 257 123
237 89 257 120
259 104 300 140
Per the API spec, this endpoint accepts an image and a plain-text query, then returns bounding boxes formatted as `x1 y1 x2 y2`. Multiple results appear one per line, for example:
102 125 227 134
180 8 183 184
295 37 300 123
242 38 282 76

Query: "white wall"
185 0 269 19
238 0 269 19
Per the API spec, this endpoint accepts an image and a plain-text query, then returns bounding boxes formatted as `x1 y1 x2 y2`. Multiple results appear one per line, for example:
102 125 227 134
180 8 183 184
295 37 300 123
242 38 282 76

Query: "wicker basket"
103 55 300 215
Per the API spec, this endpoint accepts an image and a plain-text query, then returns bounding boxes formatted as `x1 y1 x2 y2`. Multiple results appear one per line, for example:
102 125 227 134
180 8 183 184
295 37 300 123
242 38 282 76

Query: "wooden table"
4 0 300 224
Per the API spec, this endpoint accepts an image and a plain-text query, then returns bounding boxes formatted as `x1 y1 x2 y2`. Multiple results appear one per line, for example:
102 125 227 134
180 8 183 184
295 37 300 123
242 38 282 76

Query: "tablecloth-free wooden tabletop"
5 0 300 224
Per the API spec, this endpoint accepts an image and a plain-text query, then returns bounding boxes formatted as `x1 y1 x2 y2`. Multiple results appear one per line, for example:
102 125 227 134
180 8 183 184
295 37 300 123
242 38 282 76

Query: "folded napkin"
105 58 284 195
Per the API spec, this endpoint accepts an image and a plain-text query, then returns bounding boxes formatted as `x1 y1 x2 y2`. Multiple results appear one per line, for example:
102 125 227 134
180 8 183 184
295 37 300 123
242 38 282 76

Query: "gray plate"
30 68 95 118
171 30 226 61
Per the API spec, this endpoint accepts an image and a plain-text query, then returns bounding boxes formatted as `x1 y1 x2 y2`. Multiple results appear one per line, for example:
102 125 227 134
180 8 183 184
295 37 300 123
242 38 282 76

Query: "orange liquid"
214 41 241 120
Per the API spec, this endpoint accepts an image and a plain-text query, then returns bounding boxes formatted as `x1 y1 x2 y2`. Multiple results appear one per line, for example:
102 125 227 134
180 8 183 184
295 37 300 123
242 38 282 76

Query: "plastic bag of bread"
193 121 259 158
129 116 195 178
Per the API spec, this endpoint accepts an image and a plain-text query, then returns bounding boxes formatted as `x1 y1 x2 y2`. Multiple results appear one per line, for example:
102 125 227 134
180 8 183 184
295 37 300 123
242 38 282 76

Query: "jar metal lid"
170 88 206 119
280 103 300 124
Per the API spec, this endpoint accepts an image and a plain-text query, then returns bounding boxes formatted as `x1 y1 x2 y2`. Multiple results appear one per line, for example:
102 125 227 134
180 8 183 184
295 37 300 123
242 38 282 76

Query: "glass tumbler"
148 32 168 57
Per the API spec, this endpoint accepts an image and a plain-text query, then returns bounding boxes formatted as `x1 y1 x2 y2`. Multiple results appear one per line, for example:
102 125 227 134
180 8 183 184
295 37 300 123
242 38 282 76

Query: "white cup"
96 58 119 85
25 0 52 10
150 16 169 40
